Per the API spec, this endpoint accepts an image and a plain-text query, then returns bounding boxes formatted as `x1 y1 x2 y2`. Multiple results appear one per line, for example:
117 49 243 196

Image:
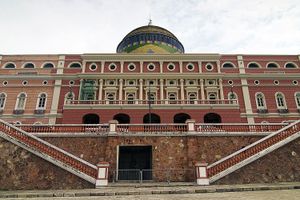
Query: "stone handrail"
0 119 97 180
116 124 187 133
207 120 300 178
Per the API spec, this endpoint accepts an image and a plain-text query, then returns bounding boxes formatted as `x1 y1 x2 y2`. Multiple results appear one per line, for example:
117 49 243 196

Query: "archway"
113 113 130 124
173 113 191 123
204 113 221 123
143 113 161 124
82 113 100 124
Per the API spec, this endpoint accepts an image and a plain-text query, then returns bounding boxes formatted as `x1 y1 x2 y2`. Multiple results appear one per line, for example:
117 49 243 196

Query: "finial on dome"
148 15 152 25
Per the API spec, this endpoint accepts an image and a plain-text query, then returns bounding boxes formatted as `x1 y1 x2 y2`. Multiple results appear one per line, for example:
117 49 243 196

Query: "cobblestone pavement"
3 190 300 200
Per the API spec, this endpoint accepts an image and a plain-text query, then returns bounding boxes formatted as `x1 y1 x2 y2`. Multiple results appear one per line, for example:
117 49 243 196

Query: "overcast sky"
0 0 299 54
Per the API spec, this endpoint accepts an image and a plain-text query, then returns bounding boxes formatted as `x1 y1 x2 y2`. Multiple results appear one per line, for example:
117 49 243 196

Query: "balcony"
13 109 24 114
64 99 239 110
34 109 45 115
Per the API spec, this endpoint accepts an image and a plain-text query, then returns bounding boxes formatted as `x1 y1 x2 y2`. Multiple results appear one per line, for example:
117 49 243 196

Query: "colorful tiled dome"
117 24 184 54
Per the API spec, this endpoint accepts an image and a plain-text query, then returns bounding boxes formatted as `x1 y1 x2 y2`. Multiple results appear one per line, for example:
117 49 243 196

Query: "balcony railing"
65 99 238 105
16 123 287 134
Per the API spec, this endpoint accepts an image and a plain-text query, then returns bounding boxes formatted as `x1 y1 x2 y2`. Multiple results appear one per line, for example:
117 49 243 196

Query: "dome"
117 24 184 54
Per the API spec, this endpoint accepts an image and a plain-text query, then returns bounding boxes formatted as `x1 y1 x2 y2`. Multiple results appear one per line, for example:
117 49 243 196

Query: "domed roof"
117 24 184 54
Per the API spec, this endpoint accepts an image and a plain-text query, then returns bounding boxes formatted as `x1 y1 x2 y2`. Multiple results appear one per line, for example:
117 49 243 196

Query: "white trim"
186 62 195 71
266 61 280 69
108 62 117 71
222 62 236 68
0 92 7 109
275 92 287 109
247 62 261 68
15 92 27 110
294 92 300 108
292 80 298 85
205 63 214 71
2 62 16 69
255 92 267 109
167 62 176 71
41 62 55 68
42 80 48 85
2 80 8 86
64 92 75 104
68 62 82 68
254 80 260 85
273 80 280 85
22 80 28 86
36 92 47 110
22 62 35 69
147 62 156 71
127 63 136 71
89 63 98 71
284 62 298 68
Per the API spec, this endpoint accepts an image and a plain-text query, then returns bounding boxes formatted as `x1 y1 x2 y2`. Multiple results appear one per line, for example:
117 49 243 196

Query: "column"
120 61 124 73
82 60 86 73
179 61 183 73
216 60 221 73
95 162 110 187
140 61 143 73
200 79 205 100
98 79 103 100
160 79 164 101
160 61 163 73
180 79 185 101
195 162 209 185
101 61 105 73
118 79 123 103
219 79 224 100
238 55 254 123
139 79 143 103
49 55 65 124
198 61 202 73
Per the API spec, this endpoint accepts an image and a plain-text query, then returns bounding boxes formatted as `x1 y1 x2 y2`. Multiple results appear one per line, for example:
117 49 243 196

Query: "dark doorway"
118 146 152 180
173 113 191 123
204 113 222 123
82 113 100 124
143 113 161 124
113 113 130 124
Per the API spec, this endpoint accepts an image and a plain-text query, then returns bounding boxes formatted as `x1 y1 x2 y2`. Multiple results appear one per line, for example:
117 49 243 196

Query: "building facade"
0 25 300 125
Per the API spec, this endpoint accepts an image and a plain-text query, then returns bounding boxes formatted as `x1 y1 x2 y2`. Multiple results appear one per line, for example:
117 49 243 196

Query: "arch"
68 62 82 68
204 113 222 123
285 62 298 68
247 62 261 68
15 92 27 110
22 62 35 68
143 113 161 124
3 62 16 69
173 113 191 123
294 92 300 108
255 92 266 108
113 113 130 124
266 62 279 68
275 92 286 108
42 62 55 68
36 93 47 109
82 113 100 124
222 62 236 68
0 92 7 109
64 92 75 104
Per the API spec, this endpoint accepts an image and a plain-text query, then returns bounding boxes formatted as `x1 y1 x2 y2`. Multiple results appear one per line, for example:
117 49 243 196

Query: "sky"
0 0 299 54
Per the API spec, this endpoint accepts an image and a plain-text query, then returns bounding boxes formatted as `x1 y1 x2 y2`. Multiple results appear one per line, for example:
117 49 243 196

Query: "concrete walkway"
0 182 300 199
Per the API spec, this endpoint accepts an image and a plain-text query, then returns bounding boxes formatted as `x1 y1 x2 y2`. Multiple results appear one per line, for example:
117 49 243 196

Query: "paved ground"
1 182 300 199
2 190 300 200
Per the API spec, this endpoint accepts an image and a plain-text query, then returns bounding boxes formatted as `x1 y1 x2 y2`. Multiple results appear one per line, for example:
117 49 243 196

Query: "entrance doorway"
204 113 222 123
82 113 100 124
118 146 152 181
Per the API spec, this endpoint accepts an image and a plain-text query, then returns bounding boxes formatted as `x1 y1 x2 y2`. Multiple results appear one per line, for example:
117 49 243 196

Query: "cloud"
0 0 299 54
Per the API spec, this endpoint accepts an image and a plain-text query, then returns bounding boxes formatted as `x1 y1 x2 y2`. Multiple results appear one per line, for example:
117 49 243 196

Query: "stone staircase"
207 120 300 183
0 119 97 184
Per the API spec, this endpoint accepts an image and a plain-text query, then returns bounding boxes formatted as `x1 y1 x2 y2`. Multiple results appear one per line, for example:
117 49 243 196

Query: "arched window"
256 93 266 108
69 62 82 68
82 113 100 124
222 63 235 68
4 63 16 69
143 113 161 124
248 63 260 68
0 93 6 109
37 93 47 109
228 92 238 104
127 93 135 104
168 92 177 104
173 113 191 123
266 62 279 68
113 113 130 124
204 113 222 123
23 63 35 68
188 92 197 104
15 93 27 110
285 62 298 68
275 93 286 108
106 93 115 104
42 63 54 68
64 92 75 104
295 92 300 108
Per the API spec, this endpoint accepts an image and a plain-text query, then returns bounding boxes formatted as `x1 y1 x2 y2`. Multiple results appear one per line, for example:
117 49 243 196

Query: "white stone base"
197 178 209 185
95 179 108 187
